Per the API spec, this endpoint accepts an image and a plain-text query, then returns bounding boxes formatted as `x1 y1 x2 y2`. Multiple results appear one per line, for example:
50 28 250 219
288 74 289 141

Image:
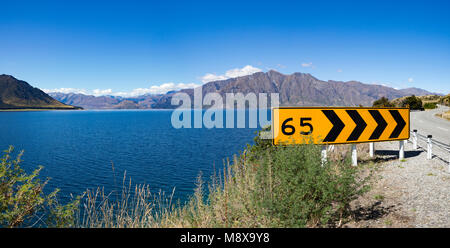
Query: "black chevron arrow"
389 110 406 138
346 110 367 141
369 110 387 140
322 110 345 142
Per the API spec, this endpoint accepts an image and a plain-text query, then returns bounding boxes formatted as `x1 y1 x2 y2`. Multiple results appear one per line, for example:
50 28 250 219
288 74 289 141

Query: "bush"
0 146 81 227
246 125 273 162
372 97 394 107
440 95 450 106
423 102 437 109
255 144 370 227
401 95 423 110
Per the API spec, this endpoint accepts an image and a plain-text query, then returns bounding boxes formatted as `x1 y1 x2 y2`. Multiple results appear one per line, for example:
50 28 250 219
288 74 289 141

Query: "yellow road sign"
272 107 410 145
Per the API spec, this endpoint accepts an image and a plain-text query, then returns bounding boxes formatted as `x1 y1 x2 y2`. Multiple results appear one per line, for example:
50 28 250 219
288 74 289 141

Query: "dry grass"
76 152 275 228
326 143 370 162
435 110 450 120
77 178 177 228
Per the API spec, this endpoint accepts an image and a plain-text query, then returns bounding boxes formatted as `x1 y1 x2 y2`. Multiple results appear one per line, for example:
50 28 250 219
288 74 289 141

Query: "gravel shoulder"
344 140 450 228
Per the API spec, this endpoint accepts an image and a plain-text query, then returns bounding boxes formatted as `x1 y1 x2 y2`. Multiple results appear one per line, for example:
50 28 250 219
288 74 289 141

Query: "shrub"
440 95 450 106
246 125 273 162
372 97 394 107
0 146 81 227
255 144 371 227
401 95 423 110
423 102 437 109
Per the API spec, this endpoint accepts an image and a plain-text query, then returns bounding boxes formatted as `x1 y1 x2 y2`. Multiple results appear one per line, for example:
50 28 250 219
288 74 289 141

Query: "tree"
401 95 423 110
372 97 394 107
0 146 81 227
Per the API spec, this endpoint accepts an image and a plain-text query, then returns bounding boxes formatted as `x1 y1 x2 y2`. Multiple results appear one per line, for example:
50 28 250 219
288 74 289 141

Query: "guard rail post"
413 129 418 149
427 135 433 160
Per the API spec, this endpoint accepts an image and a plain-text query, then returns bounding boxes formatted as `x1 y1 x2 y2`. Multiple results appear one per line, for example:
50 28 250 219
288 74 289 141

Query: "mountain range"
48 70 438 109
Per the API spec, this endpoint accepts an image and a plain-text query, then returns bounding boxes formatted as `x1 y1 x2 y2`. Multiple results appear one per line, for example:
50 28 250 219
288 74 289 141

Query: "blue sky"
1 0 449 95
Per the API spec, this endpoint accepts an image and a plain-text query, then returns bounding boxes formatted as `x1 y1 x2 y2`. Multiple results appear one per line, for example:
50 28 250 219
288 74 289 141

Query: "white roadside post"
399 140 404 160
413 129 418 149
351 144 357 166
369 142 374 158
427 135 433 160
321 145 327 166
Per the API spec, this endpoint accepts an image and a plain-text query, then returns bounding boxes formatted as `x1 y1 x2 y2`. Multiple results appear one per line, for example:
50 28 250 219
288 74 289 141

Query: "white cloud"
113 82 201 97
45 65 262 97
44 82 201 97
92 89 113 96
43 88 89 95
201 73 228 83
301 62 313 68
370 81 404 90
225 65 262 78
408 77 414 83
201 65 262 83
370 82 390 87
337 69 343 73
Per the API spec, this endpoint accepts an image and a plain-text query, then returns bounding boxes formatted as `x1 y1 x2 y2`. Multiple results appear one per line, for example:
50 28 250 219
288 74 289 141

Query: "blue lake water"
0 110 267 203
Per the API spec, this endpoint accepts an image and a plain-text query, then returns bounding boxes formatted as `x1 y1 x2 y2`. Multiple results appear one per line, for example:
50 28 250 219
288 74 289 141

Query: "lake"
0 110 266 203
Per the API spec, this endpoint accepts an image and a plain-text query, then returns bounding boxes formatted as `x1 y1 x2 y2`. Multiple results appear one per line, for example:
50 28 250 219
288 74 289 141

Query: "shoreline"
0 108 82 112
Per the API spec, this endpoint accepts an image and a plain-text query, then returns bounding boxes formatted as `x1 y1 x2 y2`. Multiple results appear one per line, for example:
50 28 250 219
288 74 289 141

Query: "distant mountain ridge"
50 71 439 109
0 75 80 110
49 92 164 109
397 87 437 96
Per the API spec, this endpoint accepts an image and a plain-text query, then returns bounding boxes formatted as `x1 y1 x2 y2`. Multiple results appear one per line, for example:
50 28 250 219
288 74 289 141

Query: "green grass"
384 219 392 226
374 194 384 201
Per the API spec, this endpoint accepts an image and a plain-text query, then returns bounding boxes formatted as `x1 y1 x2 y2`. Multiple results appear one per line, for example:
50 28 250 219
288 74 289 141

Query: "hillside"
50 71 438 109
390 94 450 107
0 75 80 110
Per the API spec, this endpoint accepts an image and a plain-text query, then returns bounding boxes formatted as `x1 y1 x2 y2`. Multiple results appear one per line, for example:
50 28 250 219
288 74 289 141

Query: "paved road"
410 105 450 146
